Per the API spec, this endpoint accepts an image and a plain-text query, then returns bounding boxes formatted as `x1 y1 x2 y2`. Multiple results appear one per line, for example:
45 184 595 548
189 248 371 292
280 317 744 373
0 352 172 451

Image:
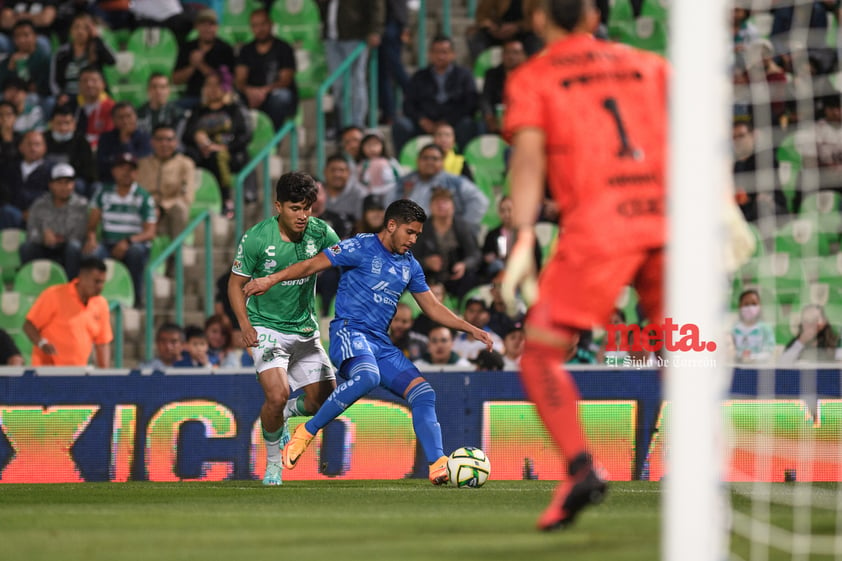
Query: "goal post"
665 0 731 560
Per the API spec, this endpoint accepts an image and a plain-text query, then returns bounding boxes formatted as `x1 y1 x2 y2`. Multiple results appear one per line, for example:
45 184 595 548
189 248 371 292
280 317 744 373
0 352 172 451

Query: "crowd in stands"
2 0 842 368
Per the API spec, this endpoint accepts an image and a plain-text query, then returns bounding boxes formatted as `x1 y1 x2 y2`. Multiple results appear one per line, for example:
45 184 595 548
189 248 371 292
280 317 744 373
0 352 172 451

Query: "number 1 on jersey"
603 97 644 161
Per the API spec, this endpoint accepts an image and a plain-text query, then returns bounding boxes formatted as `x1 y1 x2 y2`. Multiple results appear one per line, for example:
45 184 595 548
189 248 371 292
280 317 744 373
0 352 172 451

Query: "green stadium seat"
399 290 422 319
776 134 802 213
248 110 275 159
191 168 223 219
0 228 25 284
816 254 842 302
271 0 321 47
295 47 328 100
100 27 131 52
534 222 558 266
0 291 34 331
103 258 135 309
127 27 178 75
607 0 637 44
473 47 501 89
799 190 842 246
149 236 171 277
773 218 831 259
11 331 32 364
640 0 668 24
13 259 68 299
399 135 434 170
220 0 262 44
464 134 508 194
628 17 668 56
103 52 152 107
614 285 641 325
737 253 809 308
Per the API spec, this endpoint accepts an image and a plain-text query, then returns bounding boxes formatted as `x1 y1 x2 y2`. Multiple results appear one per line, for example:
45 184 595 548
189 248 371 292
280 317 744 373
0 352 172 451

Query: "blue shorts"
329 325 419 396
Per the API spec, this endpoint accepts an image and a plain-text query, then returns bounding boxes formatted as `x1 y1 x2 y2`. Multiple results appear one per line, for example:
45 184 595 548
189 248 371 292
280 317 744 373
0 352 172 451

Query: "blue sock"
305 356 380 434
406 382 444 463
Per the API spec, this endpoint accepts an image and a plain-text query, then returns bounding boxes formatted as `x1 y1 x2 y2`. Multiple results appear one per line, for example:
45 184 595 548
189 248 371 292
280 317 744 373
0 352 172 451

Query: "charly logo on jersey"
371 256 382 274
304 238 318 257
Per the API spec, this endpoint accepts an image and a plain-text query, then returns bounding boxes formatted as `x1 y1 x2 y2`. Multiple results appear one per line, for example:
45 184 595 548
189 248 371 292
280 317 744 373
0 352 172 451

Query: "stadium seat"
103 258 135 309
463 134 508 195
629 17 668 56
126 27 178 75
640 0 668 24
776 135 802 213
534 222 559 265
13 259 68 298
191 168 223 219
100 27 130 52
736 253 809 308
103 53 152 107
398 135 434 170
772 218 831 258
220 0 262 44
294 47 328 100
816 253 842 302
0 228 25 284
399 290 422 318
473 46 501 89
271 0 321 47
607 0 637 44
0 291 33 331
614 285 641 325
248 110 275 159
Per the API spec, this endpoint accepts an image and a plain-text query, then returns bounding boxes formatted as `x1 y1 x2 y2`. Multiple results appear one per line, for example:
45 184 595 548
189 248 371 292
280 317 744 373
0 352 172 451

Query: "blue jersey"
325 234 429 344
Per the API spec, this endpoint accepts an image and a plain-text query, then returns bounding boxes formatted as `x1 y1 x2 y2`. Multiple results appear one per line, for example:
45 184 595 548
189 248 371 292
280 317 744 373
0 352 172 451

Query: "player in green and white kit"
228 171 340 485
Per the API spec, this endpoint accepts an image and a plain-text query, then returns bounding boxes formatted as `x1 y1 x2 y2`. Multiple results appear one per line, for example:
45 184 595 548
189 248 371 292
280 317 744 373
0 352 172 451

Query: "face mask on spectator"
52 130 74 142
739 305 760 323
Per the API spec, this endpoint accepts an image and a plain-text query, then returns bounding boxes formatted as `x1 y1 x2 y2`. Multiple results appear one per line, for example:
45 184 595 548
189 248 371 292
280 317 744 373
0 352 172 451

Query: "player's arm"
500 127 546 311
413 290 494 350
242 253 333 297
228 272 259 347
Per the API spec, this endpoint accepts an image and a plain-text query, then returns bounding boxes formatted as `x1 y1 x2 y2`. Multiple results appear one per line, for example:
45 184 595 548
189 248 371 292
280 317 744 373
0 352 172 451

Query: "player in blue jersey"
243 199 493 484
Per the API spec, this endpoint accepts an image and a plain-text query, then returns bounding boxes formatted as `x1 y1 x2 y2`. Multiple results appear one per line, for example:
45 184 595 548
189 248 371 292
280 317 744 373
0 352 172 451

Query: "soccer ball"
447 447 491 488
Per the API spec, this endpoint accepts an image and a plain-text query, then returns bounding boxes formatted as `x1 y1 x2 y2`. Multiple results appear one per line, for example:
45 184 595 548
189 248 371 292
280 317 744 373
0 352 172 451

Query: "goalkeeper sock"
305 355 379 434
519 340 587 461
262 423 285 463
406 382 444 463
282 395 308 421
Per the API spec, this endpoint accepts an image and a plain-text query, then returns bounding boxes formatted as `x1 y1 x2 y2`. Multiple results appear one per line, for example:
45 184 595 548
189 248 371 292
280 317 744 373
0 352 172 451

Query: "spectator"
0 99 20 160
205 313 252 368
136 124 196 240
412 279 447 336
779 304 841 364
481 195 542 282
378 0 410 125
45 103 96 197
0 129 52 228
172 324 219 367
339 124 364 172
487 277 524 337
413 324 471 371
392 144 489 232
0 20 50 96
49 13 116 106
22 256 112 368
2 74 44 132
96 102 152 184
84 153 157 308
452 296 504 360
139 322 186 370
432 122 473 180
393 36 478 155
796 92 842 194
312 179 350 239
183 69 252 218
130 0 193 46
390 301 427 361
235 8 298 129
91 0 133 32
74 66 114 151
322 154 364 236
0 328 23 365
136 73 187 139
0 0 57 55
319 0 384 129
172 8 236 108
471 348 504 371
732 7 760 55
732 289 776 364
467 0 542 61
480 38 526 134
355 131 402 196
351 194 386 235
19 162 87 278
411 187 482 299
500 321 524 370
732 119 789 220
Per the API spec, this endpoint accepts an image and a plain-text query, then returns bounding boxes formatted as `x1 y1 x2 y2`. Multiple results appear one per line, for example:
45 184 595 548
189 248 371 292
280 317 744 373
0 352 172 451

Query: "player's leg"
378 347 449 484
283 329 381 469
253 327 294 485
282 335 337 421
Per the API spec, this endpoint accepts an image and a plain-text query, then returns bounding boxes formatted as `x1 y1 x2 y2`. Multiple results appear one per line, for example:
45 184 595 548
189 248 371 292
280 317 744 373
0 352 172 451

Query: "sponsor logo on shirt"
232 259 242 270
330 244 342 254
371 256 382 274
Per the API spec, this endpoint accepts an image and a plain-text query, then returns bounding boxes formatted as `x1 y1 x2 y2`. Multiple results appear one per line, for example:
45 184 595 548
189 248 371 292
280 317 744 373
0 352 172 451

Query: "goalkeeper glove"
500 231 538 317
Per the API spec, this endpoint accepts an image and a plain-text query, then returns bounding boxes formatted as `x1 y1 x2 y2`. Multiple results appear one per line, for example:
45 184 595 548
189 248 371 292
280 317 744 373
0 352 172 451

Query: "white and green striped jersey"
91 182 157 243
232 216 340 336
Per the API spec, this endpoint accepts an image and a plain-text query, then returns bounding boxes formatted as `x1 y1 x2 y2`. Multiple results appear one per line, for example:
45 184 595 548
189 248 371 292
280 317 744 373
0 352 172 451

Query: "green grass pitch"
0 480 661 561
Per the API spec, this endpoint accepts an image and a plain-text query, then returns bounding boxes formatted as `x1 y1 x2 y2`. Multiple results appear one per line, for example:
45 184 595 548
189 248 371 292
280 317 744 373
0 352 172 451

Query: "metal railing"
109 300 124 367
143 210 214 362
234 119 299 241
315 42 380 177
